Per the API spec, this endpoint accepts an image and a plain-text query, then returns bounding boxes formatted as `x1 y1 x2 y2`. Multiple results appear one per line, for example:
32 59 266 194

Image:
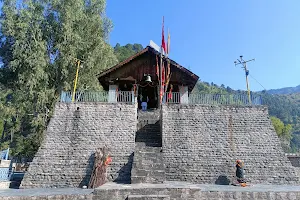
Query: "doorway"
138 85 158 110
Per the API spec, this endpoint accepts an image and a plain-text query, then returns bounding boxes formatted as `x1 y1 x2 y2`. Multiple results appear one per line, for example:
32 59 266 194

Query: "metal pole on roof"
234 56 255 105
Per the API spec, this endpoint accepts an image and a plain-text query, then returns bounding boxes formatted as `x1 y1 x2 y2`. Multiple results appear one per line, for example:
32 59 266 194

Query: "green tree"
0 0 52 158
0 0 117 159
114 43 143 62
49 0 117 92
270 116 293 152
270 116 292 140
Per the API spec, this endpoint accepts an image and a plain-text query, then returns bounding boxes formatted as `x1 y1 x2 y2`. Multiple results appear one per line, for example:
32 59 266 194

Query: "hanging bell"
145 75 152 82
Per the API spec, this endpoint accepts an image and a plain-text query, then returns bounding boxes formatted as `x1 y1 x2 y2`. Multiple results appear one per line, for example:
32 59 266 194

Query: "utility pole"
72 58 83 102
234 56 255 105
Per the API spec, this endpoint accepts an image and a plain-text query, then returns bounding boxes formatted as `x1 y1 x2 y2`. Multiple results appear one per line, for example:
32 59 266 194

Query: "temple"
19 42 300 200
97 46 199 108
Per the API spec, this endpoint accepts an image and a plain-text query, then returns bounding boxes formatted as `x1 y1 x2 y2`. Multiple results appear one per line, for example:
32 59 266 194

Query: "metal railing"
60 91 262 105
165 92 181 103
60 91 108 102
189 93 262 105
164 93 262 105
116 91 134 103
60 91 135 103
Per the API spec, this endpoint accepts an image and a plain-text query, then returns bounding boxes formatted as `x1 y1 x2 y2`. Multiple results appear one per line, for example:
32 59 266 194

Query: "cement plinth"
0 160 11 168
0 181 10 189
2 182 300 200
94 182 300 200
0 188 93 200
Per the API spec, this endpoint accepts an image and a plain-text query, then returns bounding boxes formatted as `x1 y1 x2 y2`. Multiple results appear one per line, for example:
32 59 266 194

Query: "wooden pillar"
180 86 189 104
108 85 118 103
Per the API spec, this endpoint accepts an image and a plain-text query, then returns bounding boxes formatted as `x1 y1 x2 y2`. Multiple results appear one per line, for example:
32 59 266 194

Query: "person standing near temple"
141 95 149 111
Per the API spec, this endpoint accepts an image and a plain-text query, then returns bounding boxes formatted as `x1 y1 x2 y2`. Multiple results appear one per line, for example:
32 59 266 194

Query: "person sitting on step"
236 160 246 186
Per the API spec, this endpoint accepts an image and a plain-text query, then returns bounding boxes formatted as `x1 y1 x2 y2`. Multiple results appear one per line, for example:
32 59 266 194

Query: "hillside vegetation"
267 85 300 94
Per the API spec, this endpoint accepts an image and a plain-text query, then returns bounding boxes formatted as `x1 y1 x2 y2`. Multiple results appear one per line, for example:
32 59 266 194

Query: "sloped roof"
97 46 199 81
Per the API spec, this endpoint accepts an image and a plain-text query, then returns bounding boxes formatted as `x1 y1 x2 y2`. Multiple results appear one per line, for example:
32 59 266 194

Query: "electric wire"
248 74 267 91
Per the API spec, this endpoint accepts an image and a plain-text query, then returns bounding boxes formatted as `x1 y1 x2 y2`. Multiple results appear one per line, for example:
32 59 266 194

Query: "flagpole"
160 16 164 109
160 47 163 108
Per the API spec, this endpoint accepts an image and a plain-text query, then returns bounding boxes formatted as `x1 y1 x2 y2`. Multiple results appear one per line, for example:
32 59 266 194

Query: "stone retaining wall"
0 194 93 200
162 104 299 185
20 102 137 188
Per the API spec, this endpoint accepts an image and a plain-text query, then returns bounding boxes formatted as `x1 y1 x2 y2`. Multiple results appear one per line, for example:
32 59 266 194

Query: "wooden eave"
97 46 199 89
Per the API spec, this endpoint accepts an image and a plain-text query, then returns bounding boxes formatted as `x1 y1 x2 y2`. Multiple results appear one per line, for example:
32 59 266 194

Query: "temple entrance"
138 85 158 110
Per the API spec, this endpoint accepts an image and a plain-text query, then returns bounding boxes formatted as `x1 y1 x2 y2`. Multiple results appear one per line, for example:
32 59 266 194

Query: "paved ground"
98 181 300 192
1 182 300 197
0 187 93 197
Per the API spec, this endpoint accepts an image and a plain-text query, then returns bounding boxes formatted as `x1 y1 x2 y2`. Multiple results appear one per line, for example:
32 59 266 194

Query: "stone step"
131 175 147 183
137 126 160 130
131 176 164 184
136 135 161 138
133 156 163 165
133 164 164 171
135 141 162 146
137 124 160 128
127 195 170 200
136 131 161 137
137 125 160 129
136 132 161 136
132 169 165 177
134 145 162 152
133 155 162 161
135 142 162 147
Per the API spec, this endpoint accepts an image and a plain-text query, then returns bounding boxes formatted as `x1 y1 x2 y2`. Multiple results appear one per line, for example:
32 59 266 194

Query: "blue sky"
106 0 300 91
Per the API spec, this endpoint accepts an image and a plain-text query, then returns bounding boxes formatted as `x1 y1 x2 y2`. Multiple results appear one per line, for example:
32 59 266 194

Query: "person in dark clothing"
235 160 246 184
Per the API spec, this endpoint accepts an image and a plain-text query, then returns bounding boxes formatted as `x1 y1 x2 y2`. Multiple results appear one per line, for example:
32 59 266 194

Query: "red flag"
168 85 173 100
166 29 170 55
161 17 166 53
156 55 159 78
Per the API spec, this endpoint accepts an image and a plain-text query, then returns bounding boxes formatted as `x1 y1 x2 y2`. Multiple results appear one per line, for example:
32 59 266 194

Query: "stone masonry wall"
21 102 137 188
162 104 299 185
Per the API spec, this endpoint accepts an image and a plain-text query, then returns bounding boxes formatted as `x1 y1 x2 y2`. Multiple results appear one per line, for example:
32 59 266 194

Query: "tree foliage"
114 43 143 62
0 0 116 160
270 116 293 152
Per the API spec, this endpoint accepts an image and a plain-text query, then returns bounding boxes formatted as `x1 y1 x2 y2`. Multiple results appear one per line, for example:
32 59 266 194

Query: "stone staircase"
127 195 170 200
131 110 165 184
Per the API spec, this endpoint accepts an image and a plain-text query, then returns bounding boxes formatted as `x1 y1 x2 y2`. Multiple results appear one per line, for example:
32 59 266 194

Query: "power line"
249 74 267 91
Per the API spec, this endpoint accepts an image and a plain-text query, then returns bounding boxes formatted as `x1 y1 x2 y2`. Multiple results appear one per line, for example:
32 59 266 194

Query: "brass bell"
145 75 152 82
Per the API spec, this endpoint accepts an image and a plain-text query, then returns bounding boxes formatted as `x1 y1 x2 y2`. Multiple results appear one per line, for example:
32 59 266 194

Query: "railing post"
60 91 65 102
179 86 189 104
108 85 118 103
131 91 135 104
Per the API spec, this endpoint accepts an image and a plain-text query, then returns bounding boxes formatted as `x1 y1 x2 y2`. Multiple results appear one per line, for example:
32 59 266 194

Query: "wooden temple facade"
97 46 199 109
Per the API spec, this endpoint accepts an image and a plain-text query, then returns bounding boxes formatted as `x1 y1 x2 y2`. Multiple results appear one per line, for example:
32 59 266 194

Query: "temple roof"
97 46 199 91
